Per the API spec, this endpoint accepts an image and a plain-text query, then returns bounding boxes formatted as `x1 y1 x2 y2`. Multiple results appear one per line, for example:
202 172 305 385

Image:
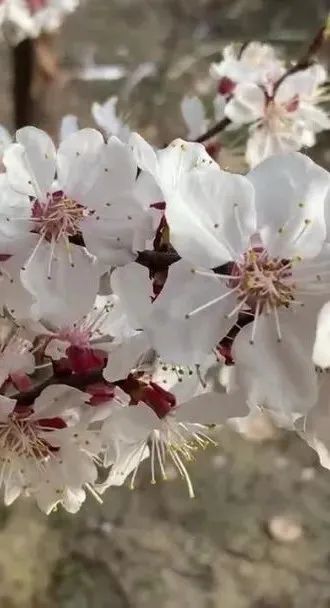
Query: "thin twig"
195 117 231 143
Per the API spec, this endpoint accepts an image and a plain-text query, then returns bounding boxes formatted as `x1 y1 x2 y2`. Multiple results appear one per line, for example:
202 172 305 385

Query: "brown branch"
273 20 329 93
12 39 35 128
195 117 231 144
12 33 60 134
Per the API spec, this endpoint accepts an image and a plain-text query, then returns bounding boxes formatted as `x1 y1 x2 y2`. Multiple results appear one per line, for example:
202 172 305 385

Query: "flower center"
128 415 217 497
233 248 295 311
33 191 86 243
0 414 55 462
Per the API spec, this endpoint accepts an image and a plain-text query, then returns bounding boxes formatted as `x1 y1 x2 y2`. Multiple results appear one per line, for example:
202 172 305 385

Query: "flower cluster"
0 0 79 45
0 20 329 514
181 37 330 167
0 119 328 514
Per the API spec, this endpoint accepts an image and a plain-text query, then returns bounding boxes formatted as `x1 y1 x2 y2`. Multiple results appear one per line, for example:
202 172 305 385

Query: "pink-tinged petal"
4 127 56 200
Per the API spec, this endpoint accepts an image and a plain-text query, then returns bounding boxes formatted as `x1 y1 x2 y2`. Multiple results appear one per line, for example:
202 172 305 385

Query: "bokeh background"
0 1 330 606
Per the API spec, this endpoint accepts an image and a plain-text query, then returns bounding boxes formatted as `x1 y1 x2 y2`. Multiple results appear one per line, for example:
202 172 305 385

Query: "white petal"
100 440 149 488
165 165 256 267
129 132 158 176
0 177 33 253
134 170 164 210
248 152 329 258
4 127 56 200
181 95 207 140
157 139 216 196
56 128 104 203
175 391 248 424
0 251 36 320
21 242 100 326
32 384 89 418
146 260 235 365
111 262 152 327
104 332 152 382
225 84 265 124
102 403 160 443
62 488 87 514
313 301 330 368
4 481 22 506
91 97 123 135
59 115 79 142
233 310 318 422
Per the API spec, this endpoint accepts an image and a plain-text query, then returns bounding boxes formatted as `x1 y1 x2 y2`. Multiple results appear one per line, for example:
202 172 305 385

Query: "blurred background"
1 1 330 606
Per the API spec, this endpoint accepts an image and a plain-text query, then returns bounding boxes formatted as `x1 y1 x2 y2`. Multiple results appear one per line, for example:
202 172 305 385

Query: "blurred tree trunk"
12 32 60 136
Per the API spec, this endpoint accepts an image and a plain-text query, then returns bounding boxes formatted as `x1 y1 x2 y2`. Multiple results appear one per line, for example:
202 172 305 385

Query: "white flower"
129 134 216 200
0 0 79 45
0 384 100 513
26 292 136 372
210 42 284 93
100 361 245 496
140 149 330 414
225 64 330 167
91 96 131 142
1 126 149 321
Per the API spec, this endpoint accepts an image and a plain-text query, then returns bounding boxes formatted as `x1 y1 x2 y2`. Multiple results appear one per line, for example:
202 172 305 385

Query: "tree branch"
195 117 231 143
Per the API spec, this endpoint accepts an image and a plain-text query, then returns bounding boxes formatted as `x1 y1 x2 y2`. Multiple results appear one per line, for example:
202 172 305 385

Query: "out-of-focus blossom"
92 96 131 142
225 64 330 167
0 0 79 45
210 42 284 95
